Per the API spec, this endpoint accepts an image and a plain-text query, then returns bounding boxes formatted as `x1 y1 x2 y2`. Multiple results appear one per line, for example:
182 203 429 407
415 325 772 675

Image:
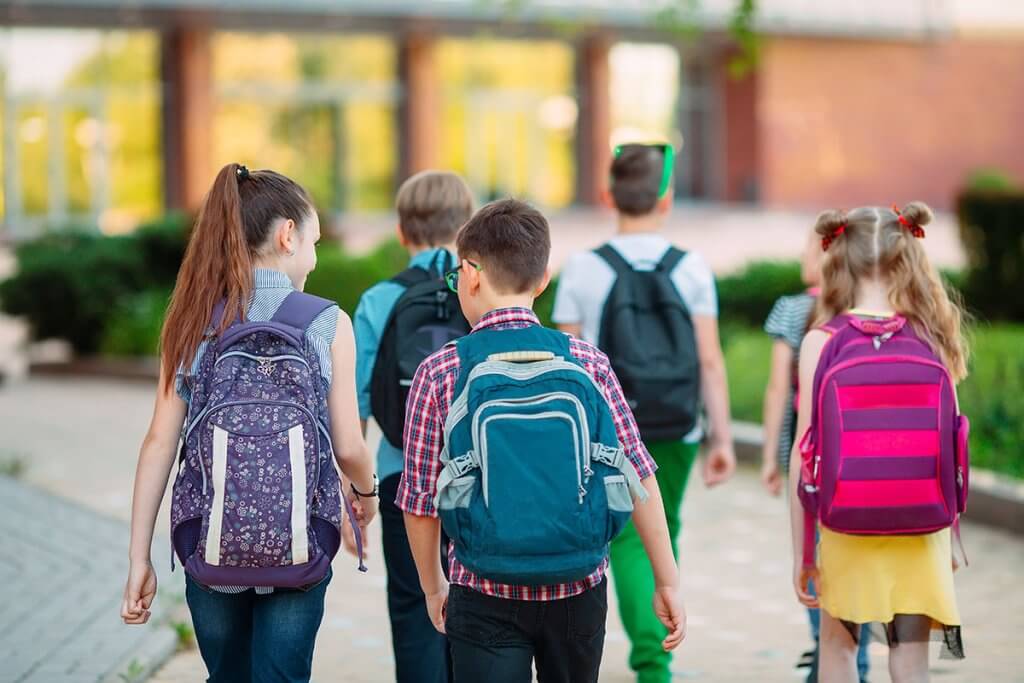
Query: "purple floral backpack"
170 291 364 588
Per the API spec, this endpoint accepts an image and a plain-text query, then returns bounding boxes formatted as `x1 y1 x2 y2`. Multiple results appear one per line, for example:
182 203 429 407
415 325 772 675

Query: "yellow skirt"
818 526 960 629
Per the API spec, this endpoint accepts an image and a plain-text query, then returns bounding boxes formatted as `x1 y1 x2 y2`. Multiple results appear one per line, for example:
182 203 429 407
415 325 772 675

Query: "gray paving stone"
0 476 176 683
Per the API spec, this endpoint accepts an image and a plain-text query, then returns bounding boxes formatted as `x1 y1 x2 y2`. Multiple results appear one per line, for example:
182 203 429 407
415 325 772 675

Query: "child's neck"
853 279 892 313
616 212 663 235
471 294 536 325
407 242 454 258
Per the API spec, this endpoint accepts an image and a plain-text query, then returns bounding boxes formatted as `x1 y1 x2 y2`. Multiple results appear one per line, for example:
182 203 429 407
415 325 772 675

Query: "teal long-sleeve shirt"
353 247 454 481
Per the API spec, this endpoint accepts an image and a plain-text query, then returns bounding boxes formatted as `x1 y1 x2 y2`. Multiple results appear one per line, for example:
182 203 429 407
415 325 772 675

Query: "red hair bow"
821 223 847 251
892 204 926 239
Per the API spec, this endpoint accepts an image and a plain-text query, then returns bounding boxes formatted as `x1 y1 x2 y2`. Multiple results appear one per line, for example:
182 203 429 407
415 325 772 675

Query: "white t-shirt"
552 233 718 443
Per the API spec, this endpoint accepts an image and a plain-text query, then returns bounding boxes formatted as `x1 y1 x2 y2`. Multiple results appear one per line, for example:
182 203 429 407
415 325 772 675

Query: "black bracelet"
351 474 379 498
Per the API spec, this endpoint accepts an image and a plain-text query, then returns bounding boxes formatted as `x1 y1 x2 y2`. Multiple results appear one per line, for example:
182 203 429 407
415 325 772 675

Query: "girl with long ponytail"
121 164 377 682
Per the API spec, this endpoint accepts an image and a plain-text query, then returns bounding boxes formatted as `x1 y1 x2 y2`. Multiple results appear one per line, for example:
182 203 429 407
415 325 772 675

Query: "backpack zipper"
446 359 600 434
471 392 592 503
478 410 584 506
198 399 321 497
214 351 310 369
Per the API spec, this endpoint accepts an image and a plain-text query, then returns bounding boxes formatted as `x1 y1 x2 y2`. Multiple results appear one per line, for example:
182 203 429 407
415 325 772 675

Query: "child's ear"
599 188 616 211
277 218 297 254
655 188 673 214
395 224 409 248
533 267 552 298
464 259 483 295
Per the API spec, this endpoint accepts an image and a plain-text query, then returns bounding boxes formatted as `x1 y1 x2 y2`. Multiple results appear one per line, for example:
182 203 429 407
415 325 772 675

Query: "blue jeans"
808 580 870 682
185 570 331 683
380 473 452 683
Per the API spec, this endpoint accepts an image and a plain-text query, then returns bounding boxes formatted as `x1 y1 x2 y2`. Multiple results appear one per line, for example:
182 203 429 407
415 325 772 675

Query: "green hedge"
0 215 189 353
717 261 804 328
957 190 1024 321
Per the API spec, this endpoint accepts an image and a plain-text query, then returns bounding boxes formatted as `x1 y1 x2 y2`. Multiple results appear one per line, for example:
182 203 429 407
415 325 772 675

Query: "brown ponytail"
159 163 314 391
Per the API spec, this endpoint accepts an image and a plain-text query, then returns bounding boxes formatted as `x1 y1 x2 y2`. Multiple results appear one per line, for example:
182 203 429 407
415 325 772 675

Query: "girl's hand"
793 564 820 609
653 585 687 651
761 456 783 496
424 580 450 634
347 489 378 528
121 561 157 625
341 513 369 561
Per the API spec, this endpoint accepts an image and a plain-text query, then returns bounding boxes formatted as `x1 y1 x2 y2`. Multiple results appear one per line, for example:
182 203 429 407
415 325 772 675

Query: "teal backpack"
433 325 648 585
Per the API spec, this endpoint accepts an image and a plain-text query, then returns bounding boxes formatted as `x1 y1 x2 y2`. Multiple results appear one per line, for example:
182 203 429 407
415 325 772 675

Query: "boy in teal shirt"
352 170 474 683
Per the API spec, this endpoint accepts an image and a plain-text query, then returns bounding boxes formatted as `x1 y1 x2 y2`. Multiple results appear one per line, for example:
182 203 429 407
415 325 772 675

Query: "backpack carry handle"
486 351 556 363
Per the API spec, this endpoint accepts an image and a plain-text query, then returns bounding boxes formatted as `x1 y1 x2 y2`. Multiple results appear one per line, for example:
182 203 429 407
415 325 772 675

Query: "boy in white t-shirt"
553 144 736 683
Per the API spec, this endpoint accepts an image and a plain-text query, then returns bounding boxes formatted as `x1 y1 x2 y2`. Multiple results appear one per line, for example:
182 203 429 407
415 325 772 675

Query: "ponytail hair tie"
821 222 847 251
236 164 250 181
892 204 925 239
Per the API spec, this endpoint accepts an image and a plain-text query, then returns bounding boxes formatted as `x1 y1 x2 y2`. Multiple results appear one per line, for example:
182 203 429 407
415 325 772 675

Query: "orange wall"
757 36 1024 210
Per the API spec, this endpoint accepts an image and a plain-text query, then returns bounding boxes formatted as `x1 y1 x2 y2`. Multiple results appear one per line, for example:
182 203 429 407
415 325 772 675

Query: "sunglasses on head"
444 259 483 294
613 142 675 199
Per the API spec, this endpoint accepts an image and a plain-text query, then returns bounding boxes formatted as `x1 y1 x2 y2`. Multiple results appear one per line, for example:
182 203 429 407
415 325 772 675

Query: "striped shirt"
175 268 340 594
763 291 816 471
396 307 656 601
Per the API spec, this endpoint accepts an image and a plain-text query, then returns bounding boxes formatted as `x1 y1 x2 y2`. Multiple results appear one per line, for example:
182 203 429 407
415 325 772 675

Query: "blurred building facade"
1 0 1023 238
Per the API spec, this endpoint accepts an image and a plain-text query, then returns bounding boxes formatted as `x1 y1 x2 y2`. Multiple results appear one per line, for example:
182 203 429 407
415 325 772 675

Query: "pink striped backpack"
798 313 970 567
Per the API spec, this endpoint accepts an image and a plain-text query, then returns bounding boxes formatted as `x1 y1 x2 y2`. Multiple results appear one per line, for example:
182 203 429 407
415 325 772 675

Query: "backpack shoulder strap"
656 246 687 274
271 291 336 332
594 244 633 277
391 266 433 289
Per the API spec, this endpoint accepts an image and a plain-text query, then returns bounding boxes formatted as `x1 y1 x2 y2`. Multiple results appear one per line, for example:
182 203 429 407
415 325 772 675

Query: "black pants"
380 473 452 683
445 579 608 683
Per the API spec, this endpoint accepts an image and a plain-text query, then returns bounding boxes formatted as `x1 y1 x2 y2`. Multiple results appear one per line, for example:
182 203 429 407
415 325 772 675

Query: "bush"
956 190 1024 321
304 240 406 316
0 215 189 354
959 324 1024 478
101 289 171 357
717 261 804 328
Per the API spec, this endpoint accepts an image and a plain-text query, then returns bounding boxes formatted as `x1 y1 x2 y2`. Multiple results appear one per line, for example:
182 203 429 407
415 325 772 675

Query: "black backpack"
595 244 700 441
370 251 470 448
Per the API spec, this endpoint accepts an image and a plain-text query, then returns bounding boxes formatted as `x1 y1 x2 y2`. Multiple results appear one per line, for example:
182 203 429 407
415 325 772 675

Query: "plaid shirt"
396 307 657 601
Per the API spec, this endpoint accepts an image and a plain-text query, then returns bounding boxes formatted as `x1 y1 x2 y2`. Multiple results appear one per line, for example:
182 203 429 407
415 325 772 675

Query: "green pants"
609 439 698 683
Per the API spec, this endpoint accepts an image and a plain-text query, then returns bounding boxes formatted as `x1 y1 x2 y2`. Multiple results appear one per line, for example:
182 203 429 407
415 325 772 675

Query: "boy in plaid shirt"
397 199 685 682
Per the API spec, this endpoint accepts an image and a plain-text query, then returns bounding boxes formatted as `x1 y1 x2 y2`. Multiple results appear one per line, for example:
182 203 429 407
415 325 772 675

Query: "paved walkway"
0 476 176 683
1 377 1022 682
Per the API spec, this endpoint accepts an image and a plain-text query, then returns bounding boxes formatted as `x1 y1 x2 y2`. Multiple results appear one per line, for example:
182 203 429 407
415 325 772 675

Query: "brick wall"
757 36 1024 210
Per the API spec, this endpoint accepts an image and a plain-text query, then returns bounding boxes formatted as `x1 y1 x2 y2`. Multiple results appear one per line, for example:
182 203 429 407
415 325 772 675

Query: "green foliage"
717 260 804 328
956 189 1024 321
534 275 559 328
720 322 771 424
965 168 1019 192
101 289 171 357
958 324 1024 478
171 619 196 651
0 215 188 354
304 239 409 317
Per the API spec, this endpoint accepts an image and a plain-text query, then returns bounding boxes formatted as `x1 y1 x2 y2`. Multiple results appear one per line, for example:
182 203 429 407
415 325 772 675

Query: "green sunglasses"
444 259 483 293
613 142 675 198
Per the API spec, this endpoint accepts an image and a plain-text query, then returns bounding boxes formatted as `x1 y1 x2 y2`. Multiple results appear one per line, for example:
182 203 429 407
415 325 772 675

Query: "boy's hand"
653 585 686 651
793 564 820 609
702 441 736 488
121 560 157 625
760 455 783 496
424 580 450 634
